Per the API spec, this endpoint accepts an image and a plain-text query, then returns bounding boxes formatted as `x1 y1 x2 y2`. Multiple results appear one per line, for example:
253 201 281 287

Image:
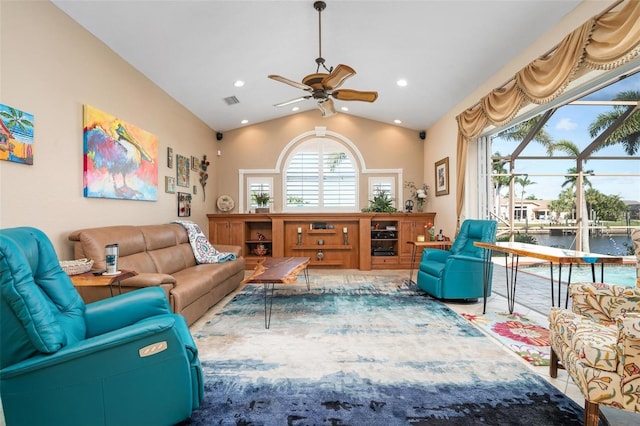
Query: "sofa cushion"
69 226 158 273
147 246 188 275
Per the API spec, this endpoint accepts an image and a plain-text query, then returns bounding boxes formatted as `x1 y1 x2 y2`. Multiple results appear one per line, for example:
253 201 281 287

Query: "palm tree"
492 151 510 219
497 115 555 154
554 140 593 252
0 106 33 138
496 116 553 236
514 175 536 221
588 90 640 155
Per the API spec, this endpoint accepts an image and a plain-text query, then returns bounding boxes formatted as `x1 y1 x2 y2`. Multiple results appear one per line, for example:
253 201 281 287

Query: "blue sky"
492 72 640 202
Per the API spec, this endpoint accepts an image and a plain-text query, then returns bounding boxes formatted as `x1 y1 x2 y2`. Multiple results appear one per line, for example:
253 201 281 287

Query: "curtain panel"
454 0 640 225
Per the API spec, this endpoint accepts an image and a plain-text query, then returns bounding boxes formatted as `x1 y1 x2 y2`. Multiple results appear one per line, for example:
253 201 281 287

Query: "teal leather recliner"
416 219 497 300
0 227 203 426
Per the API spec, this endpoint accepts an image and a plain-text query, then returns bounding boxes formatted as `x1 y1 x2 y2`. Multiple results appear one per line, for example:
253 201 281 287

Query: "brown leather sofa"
69 223 245 325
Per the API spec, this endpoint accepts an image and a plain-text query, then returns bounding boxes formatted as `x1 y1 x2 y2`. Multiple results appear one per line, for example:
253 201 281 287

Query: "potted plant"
252 191 271 213
361 189 397 213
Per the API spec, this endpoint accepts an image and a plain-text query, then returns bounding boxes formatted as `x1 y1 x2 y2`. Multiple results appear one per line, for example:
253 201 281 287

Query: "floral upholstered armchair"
548 282 640 426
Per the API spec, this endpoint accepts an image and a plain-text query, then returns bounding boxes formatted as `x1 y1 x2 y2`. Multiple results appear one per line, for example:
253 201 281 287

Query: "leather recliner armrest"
121 273 177 288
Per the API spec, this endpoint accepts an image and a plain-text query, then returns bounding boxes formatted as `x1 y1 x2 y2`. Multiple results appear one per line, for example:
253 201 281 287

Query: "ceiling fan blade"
332 89 378 103
268 74 313 91
321 64 355 90
317 98 336 117
273 96 310 107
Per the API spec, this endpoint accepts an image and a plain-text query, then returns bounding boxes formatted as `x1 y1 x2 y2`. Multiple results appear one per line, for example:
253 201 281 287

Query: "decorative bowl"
253 246 268 256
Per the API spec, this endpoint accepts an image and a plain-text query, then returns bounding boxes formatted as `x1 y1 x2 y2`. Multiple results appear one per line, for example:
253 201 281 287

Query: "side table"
406 240 453 285
70 270 137 297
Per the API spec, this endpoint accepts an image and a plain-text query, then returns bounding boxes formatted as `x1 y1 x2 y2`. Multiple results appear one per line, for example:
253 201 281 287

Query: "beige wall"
0 0 610 259
0 1 219 259
217 110 424 212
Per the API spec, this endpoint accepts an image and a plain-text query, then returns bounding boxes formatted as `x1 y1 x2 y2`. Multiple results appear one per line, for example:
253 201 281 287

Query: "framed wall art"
176 154 190 187
83 105 158 200
177 192 192 217
167 147 173 168
435 157 449 197
191 155 200 172
0 103 34 165
165 176 175 194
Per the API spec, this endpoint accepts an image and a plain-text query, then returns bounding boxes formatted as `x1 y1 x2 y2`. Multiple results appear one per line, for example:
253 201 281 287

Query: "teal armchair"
0 227 203 426
416 219 497 300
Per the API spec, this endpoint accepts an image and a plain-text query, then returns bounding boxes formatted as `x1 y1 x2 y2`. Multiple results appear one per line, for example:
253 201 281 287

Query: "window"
247 177 273 210
284 139 357 211
368 177 396 207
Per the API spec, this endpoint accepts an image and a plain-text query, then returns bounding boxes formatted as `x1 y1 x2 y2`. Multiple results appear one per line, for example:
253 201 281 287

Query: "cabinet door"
399 221 417 257
212 222 230 244
212 221 243 246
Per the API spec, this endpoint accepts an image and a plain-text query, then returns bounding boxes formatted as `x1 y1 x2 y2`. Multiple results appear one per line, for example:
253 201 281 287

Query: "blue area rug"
184 278 585 425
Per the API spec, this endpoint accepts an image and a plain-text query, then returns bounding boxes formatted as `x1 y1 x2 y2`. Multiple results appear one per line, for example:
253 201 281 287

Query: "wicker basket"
60 258 94 275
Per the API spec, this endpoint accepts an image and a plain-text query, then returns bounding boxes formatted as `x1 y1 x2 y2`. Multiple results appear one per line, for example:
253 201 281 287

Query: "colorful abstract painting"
0 104 34 165
83 105 158 200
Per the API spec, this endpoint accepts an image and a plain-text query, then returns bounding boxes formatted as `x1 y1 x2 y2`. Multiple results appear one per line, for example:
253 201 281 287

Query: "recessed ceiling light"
292 106 299 112
241 119 248 124
233 80 245 87
394 119 402 124
341 106 349 112
396 79 408 87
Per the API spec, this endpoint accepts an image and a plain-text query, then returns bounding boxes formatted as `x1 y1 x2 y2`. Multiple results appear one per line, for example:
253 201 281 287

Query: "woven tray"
60 258 94 275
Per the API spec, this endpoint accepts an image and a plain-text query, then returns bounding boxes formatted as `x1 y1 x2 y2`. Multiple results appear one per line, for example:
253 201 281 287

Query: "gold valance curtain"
455 0 640 226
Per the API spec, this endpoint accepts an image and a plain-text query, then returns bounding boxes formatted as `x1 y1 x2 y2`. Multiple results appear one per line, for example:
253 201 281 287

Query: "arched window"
283 138 358 212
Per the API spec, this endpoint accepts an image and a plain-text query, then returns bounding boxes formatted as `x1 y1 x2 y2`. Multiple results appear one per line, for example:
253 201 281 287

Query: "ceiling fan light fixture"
268 1 378 117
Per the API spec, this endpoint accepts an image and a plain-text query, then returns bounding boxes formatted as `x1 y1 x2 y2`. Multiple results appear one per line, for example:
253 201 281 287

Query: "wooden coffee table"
242 257 310 329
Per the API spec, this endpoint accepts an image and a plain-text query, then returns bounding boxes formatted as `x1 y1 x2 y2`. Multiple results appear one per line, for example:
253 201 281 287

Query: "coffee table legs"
262 267 310 329
263 283 275 329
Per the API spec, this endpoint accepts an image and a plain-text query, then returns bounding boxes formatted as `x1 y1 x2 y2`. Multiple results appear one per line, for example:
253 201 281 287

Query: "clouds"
555 117 578 131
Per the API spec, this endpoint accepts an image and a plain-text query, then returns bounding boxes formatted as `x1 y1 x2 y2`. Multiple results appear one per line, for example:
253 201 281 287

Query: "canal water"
532 234 633 256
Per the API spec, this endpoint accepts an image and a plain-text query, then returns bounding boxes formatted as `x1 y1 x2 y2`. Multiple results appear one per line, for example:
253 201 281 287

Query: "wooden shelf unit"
207 212 436 270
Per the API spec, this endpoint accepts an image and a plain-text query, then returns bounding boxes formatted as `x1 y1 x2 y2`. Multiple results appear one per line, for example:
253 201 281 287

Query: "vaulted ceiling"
52 0 583 132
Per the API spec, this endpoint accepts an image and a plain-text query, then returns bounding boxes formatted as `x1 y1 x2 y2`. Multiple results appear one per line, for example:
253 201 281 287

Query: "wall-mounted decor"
199 155 209 201
0 104 34 165
435 157 450 197
83 105 158 200
167 147 173 168
176 154 190 187
191 156 200 172
165 176 175 194
178 192 192 217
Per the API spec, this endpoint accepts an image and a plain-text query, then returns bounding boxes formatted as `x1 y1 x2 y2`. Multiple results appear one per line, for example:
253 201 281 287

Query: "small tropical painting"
83 105 158 200
0 104 34 165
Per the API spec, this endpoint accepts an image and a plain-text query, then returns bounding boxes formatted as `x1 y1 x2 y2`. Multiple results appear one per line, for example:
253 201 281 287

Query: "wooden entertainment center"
207 212 436 270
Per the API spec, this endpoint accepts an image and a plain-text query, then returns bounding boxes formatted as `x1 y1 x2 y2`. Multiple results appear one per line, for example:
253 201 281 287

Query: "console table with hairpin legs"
474 241 624 314
242 257 310 329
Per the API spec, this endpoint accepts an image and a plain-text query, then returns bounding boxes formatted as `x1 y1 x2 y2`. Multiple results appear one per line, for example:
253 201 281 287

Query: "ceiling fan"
268 1 378 117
